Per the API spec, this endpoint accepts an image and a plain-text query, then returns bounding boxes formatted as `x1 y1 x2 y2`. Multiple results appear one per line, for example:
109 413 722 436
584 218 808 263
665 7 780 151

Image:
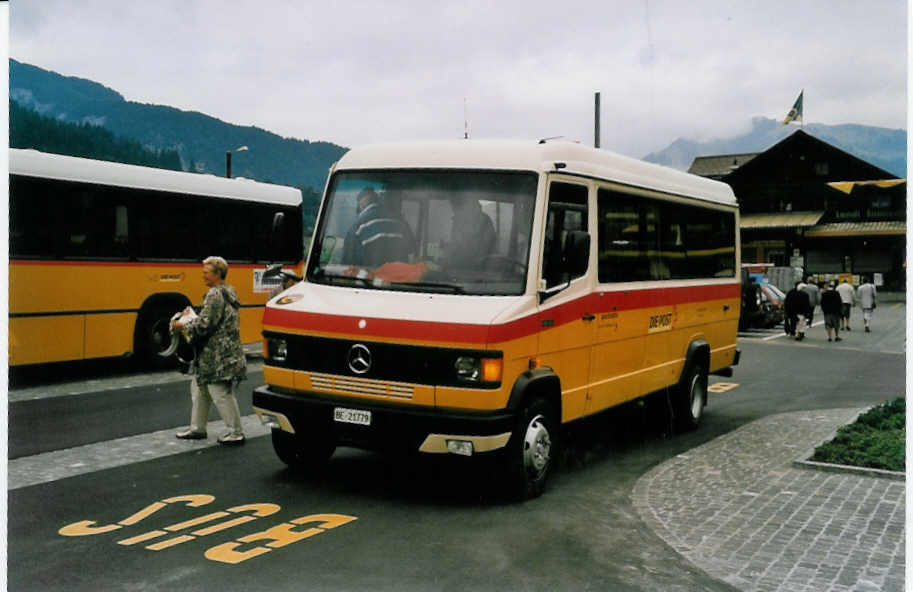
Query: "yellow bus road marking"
708 382 739 393
59 494 358 565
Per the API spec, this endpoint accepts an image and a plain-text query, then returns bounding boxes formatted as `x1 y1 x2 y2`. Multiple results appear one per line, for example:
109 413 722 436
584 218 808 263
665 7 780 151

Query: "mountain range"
644 116 906 178
9 59 907 190
9 59 347 192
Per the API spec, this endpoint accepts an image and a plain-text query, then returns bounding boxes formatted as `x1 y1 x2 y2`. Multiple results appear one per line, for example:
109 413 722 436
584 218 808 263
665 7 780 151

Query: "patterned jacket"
185 284 247 385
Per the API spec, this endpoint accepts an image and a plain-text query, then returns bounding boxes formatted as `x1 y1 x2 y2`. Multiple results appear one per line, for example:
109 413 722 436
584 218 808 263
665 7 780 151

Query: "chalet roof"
688 153 759 178
724 130 895 183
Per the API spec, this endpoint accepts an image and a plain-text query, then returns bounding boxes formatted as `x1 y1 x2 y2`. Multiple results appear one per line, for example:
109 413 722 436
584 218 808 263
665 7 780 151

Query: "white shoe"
218 432 245 445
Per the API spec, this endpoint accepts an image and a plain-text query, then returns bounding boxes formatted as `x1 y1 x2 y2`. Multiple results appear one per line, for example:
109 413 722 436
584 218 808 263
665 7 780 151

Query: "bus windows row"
597 188 735 282
9 176 302 262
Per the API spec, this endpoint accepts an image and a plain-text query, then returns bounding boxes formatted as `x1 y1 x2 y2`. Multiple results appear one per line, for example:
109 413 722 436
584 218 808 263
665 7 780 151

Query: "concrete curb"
792 406 905 482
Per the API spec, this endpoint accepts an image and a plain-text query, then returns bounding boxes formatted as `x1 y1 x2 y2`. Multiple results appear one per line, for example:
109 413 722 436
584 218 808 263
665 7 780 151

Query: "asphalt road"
8 303 906 591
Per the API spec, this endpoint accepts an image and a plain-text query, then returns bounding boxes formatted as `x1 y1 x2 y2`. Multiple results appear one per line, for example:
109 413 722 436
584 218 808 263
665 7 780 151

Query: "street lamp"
225 145 249 178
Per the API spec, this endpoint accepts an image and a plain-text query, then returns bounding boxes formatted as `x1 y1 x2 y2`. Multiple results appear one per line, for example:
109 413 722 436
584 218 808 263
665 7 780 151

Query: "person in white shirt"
835 279 856 331
801 277 820 326
856 277 877 332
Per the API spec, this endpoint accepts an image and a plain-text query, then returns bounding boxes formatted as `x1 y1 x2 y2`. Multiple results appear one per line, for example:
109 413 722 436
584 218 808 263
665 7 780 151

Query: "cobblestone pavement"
632 408 905 592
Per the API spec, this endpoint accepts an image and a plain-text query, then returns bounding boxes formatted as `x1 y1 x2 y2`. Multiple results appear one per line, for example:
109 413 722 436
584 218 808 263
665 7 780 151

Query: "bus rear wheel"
674 364 707 431
271 428 336 472
504 397 558 500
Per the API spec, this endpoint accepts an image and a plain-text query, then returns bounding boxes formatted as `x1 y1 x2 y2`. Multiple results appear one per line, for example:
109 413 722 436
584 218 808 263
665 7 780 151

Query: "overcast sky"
8 0 909 159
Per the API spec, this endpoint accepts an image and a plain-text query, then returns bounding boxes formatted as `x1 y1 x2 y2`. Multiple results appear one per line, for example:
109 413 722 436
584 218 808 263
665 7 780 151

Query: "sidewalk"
633 408 905 592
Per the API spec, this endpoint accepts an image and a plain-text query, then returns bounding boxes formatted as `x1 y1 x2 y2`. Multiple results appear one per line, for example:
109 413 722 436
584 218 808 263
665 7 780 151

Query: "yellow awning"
805 221 906 237
740 211 824 229
827 179 906 195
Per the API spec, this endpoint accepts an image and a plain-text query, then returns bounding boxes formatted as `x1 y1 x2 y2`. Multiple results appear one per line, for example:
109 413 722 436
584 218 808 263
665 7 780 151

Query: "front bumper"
253 385 515 455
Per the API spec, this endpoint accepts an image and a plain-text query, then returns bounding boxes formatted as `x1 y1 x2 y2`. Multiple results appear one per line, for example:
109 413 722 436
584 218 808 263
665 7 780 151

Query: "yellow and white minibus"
254 140 740 498
9 149 303 367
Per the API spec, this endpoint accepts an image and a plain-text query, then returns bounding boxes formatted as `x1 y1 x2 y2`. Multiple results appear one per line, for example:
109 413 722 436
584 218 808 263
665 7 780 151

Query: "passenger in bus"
172 256 248 445
446 197 496 268
341 188 415 267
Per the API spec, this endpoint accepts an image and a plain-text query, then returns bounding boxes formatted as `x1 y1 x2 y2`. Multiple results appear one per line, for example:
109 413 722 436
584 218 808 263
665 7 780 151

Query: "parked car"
757 282 785 328
740 268 785 330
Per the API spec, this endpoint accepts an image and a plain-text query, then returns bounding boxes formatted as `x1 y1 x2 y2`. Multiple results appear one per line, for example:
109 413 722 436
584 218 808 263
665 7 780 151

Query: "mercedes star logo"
347 343 372 375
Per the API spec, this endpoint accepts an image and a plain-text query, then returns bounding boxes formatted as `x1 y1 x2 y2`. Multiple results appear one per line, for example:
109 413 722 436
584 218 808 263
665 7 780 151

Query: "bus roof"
9 148 302 206
335 139 736 206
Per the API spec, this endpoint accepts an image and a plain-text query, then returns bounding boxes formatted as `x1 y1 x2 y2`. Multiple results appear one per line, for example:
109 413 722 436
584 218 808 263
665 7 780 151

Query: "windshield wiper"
388 281 465 294
319 274 374 288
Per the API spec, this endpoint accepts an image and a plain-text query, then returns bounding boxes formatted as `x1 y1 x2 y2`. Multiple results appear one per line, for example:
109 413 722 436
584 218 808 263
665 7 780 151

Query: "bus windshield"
308 170 538 295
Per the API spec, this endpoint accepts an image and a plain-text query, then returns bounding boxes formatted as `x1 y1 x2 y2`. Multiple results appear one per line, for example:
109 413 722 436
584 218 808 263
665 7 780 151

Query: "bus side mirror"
564 230 590 278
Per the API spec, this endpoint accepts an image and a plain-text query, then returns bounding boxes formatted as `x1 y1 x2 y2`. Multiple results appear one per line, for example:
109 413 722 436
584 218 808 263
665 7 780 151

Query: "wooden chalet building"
688 130 906 290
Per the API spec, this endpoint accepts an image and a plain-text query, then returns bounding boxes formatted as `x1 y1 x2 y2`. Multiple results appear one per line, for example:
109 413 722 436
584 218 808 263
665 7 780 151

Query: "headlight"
454 356 480 381
454 356 503 383
266 338 288 362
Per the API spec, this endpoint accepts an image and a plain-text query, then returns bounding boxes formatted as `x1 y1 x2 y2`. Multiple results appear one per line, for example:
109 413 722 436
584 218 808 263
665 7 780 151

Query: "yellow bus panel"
10 315 85 365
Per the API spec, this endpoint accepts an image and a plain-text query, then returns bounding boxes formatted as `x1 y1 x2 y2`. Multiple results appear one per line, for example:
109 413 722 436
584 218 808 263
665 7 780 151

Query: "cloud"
9 0 908 158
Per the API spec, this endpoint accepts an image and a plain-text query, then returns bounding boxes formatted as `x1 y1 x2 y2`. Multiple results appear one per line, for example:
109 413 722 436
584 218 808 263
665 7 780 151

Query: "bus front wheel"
504 397 558 500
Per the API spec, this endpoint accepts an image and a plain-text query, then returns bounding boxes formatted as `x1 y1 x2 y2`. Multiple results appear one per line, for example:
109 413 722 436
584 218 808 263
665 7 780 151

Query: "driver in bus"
446 197 496 268
341 188 415 267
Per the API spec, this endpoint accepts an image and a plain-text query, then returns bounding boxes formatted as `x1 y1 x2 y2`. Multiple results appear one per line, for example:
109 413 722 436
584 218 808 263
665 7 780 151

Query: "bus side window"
10 176 60 258
542 182 588 289
597 188 641 283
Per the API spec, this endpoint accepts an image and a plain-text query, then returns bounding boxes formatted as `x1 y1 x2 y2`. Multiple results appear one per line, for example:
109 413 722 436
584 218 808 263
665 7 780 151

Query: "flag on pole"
783 90 803 125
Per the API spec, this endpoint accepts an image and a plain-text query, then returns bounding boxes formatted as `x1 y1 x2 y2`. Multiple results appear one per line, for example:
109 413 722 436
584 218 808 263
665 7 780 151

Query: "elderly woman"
172 256 247 445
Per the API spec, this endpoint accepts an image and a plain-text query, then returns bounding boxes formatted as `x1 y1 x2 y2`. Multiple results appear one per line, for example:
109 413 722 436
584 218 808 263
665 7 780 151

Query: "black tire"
674 364 707 431
136 306 179 368
504 397 558 500
271 428 336 471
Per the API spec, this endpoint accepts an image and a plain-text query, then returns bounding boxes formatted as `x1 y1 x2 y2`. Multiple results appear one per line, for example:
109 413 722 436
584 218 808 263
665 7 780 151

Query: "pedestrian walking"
784 281 811 341
801 277 820 326
172 256 248 445
836 279 856 331
820 282 843 342
856 276 877 332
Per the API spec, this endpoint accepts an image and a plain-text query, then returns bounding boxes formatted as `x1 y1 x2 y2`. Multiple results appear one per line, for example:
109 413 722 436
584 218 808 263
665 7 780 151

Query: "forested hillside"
10 100 183 170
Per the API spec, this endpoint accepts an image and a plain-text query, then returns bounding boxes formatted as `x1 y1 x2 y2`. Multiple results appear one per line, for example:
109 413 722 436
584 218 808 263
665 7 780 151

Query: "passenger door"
536 180 593 423
586 188 647 414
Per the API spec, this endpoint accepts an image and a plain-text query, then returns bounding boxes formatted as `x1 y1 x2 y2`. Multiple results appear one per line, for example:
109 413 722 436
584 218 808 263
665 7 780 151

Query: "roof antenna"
538 136 564 144
463 97 469 139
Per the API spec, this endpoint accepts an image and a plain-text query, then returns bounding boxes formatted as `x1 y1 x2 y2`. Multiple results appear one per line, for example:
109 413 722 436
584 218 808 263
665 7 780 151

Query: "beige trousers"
190 377 243 435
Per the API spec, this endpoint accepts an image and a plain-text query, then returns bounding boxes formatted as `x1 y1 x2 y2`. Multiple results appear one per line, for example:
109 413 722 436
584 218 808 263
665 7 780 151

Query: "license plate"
334 407 371 426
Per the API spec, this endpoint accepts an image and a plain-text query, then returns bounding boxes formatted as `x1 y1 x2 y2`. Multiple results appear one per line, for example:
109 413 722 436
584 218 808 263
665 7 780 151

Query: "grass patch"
810 398 905 472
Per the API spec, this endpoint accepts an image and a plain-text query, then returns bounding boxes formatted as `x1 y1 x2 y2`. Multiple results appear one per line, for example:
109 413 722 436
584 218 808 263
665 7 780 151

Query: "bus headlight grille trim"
310 372 414 399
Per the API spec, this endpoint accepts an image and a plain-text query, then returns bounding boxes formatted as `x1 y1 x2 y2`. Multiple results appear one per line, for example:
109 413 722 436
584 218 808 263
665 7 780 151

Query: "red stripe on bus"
264 282 740 345
263 308 492 344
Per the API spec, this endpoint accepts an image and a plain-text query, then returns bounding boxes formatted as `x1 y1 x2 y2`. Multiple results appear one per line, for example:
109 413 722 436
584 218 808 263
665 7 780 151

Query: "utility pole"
594 92 601 149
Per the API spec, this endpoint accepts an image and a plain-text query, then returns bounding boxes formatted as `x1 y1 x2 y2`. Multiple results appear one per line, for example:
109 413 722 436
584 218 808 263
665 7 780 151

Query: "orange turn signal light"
481 358 503 383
